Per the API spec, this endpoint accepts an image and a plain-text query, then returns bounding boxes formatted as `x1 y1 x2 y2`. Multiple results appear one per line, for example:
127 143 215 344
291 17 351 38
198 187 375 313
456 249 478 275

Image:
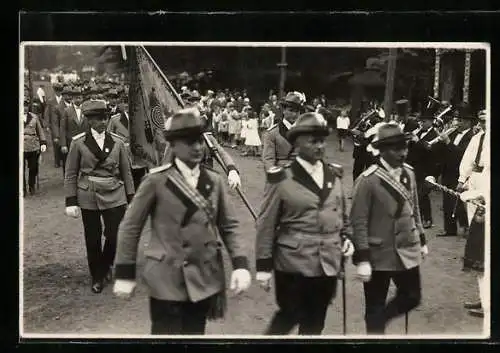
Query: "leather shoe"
91 280 104 294
436 232 456 237
464 301 482 309
104 269 113 283
468 308 484 318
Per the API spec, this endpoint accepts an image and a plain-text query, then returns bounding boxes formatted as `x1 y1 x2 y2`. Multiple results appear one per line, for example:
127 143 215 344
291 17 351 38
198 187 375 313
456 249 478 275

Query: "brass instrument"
424 126 458 148
350 109 381 146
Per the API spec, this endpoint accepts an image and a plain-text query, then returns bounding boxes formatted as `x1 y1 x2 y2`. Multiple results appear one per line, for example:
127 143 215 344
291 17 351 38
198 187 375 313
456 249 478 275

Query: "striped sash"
375 167 414 209
164 166 227 320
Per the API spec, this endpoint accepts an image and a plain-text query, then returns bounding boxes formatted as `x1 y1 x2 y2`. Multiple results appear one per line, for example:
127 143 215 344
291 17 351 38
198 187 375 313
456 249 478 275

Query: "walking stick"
405 312 409 334
340 256 347 335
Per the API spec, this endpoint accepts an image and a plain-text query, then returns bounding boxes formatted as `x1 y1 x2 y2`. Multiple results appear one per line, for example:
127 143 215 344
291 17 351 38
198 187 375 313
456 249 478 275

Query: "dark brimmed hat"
53 82 63 92
82 99 108 119
371 123 412 149
287 112 329 143
477 109 487 121
418 107 436 121
164 108 204 141
106 88 119 98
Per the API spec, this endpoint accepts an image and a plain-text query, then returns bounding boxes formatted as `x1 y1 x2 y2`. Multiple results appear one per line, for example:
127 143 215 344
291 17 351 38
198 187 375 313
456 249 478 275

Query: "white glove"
421 244 429 259
229 268 251 294
356 261 372 282
113 279 137 299
256 271 272 291
227 170 241 190
342 238 354 257
40 144 47 153
460 189 482 202
65 206 80 218
61 146 68 154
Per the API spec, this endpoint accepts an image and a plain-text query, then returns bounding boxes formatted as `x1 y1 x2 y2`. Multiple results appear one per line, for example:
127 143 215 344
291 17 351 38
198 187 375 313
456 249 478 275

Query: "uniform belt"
280 226 336 236
84 176 117 182
472 165 484 173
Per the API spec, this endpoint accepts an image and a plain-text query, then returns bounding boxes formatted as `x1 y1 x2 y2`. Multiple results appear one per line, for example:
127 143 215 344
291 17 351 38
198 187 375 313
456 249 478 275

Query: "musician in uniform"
64 100 135 294
112 108 251 335
433 103 475 237
262 92 305 173
23 99 47 196
350 123 429 334
256 112 354 335
60 87 89 175
407 108 441 228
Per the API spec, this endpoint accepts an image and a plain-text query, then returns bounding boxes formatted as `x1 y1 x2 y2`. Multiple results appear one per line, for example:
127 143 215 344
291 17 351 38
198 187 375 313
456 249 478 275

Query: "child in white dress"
244 109 261 156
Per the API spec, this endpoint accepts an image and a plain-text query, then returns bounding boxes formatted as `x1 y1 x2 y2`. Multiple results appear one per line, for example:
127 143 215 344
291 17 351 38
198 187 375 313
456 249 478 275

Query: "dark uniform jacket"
435 128 475 184
407 127 440 179
350 162 426 271
261 122 294 172
64 131 135 210
44 97 66 141
256 160 351 277
114 163 249 302
60 105 89 149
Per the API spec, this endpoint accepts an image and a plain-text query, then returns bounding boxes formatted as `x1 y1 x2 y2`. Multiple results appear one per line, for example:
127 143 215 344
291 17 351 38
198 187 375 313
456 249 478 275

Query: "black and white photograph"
20 41 490 339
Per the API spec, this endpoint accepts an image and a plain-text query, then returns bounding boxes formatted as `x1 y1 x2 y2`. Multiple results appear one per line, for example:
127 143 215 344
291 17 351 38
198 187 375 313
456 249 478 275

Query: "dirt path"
22 135 485 337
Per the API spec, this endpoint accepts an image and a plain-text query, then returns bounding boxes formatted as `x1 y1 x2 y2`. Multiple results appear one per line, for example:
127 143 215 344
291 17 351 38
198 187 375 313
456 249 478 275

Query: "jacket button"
183 241 189 248
333 208 338 212
183 261 189 267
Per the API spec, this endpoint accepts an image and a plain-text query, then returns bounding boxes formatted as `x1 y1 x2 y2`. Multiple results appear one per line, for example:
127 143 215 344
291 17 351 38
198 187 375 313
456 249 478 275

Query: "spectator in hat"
64 99 134 294
256 112 353 335
106 89 119 115
60 87 89 175
23 98 47 196
113 107 251 334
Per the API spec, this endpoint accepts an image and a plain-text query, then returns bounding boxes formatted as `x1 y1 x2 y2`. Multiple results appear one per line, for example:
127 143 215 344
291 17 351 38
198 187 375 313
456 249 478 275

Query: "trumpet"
424 126 458 147
424 176 486 210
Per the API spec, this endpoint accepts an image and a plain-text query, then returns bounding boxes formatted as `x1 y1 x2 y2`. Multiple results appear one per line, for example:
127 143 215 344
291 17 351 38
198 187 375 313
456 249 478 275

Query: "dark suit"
435 128 475 235
64 131 134 283
60 105 89 174
407 127 440 223
44 96 66 167
256 160 351 335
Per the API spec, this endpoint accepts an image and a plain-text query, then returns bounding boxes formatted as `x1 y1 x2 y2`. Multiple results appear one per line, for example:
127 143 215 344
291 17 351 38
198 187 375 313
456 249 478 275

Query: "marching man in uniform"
350 122 429 335
256 112 354 335
64 100 135 294
112 108 251 335
261 92 306 173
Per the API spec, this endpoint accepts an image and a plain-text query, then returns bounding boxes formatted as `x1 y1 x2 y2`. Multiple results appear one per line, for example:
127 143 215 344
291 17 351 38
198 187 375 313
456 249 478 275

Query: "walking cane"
405 312 409 334
340 256 347 335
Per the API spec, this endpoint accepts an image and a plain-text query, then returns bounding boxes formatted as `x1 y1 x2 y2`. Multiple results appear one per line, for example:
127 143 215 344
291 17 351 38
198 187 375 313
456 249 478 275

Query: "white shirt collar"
296 156 322 174
175 157 200 179
56 95 62 104
91 128 105 140
282 119 294 130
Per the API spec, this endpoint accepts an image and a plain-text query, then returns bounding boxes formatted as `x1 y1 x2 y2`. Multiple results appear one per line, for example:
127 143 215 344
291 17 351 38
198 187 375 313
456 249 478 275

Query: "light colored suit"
350 162 425 271
261 122 294 172
114 164 249 302
256 160 350 277
64 131 135 210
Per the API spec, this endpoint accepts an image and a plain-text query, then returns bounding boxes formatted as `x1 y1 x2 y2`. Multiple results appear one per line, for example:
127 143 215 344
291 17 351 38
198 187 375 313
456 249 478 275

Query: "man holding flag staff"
113 107 251 335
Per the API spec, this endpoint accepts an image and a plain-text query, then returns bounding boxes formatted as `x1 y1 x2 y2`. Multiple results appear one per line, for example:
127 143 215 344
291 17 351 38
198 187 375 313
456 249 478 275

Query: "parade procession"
21 44 489 337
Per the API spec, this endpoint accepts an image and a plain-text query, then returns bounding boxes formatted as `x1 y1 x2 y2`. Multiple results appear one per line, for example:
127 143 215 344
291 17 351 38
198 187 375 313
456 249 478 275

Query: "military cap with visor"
82 99 109 119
